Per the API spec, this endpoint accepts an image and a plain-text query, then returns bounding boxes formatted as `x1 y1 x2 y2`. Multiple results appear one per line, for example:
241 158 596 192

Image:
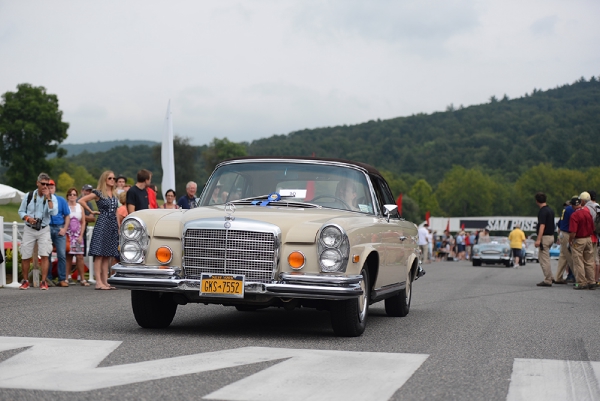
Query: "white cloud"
0 0 598 146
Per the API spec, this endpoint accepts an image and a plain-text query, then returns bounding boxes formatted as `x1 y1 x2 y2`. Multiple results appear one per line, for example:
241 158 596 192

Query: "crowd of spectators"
16 169 199 290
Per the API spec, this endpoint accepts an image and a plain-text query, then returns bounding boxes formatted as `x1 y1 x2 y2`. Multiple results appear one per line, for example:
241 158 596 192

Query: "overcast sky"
1 1 598 146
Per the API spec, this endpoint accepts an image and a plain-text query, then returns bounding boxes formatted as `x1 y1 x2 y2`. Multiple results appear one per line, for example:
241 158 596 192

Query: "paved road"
0 259 598 401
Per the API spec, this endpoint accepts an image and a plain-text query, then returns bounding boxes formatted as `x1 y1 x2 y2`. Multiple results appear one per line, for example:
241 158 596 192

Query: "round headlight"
320 226 343 248
121 240 144 263
320 249 343 272
122 219 143 241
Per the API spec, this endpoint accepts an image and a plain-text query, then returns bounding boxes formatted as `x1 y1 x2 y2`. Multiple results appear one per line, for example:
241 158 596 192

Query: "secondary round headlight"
122 218 143 241
320 226 343 248
121 240 144 263
320 249 343 272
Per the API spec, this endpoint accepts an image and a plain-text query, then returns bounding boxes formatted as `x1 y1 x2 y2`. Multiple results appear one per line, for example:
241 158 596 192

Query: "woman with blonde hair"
78 170 119 290
65 187 89 286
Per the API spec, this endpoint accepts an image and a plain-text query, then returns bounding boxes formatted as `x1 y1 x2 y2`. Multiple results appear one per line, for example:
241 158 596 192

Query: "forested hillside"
33 76 599 222
246 77 600 185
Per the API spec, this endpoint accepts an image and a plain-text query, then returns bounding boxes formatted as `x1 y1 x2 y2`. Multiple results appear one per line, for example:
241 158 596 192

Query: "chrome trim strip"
111 266 181 275
370 282 405 302
279 272 362 285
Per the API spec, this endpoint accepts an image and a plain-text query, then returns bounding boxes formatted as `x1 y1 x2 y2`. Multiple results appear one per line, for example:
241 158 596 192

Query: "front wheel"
131 290 178 329
472 260 482 267
330 267 369 337
385 266 412 317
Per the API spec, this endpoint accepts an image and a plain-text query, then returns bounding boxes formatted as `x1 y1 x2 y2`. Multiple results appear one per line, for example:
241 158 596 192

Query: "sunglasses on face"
39 182 50 186
68 193 78 196
107 177 116 181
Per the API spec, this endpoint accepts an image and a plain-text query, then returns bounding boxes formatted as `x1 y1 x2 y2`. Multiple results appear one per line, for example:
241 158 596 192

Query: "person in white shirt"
418 223 430 264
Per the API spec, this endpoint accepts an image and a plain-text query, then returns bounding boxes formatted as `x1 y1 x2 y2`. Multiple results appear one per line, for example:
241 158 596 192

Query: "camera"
31 218 42 231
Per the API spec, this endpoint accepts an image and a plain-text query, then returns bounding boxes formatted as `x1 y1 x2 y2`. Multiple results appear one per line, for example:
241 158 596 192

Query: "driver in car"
335 180 359 211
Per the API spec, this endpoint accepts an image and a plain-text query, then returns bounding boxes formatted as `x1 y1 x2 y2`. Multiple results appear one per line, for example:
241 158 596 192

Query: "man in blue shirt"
177 181 198 209
47 180 70 287
554 198 575 284
17 173 58 290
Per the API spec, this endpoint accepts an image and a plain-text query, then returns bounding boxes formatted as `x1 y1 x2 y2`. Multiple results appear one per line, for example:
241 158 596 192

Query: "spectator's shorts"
458 244 466 253
511 248 522 259
20 225 53 259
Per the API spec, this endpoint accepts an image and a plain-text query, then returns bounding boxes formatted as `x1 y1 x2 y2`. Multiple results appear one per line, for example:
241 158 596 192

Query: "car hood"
129 205 374 244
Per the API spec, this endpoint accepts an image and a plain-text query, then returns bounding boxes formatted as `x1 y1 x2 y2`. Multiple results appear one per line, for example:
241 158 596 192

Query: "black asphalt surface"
0 259 598 400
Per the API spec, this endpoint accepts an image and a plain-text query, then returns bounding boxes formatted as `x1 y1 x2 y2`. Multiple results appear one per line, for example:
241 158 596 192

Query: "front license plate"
200 274 245 298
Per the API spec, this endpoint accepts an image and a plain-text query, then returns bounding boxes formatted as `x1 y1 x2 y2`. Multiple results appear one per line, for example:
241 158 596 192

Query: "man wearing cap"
48 180 70 287
534 192 555 287
554 198 575 284
568 196 595 289
79 184 96 256
177 181 198 209
580 191 599 287
17 173 58 290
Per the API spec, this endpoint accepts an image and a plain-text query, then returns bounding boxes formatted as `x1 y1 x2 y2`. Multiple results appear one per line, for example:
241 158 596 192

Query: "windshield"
199 161 375 214
489 237 509 244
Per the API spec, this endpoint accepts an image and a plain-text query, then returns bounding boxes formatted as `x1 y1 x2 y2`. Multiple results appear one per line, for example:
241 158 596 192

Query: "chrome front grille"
183 228 277 283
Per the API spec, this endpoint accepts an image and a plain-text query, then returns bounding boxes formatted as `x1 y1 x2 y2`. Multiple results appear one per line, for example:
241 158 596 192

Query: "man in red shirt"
568 197 596 290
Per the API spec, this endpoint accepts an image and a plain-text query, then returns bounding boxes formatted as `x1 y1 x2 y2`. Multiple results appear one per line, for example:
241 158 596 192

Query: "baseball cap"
48 179 55 185
82 184 93 191
570 196 581 206
579 191 591 202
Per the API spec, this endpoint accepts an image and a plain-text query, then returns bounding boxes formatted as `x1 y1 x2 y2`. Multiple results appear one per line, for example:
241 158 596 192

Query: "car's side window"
373 176 399 219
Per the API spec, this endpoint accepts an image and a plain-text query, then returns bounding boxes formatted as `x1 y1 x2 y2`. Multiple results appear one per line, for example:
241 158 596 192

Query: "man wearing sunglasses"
17 173 58 290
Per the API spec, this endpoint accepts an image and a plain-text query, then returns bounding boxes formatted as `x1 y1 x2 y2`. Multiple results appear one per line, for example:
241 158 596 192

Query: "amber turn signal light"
156 246 173 265
288 251 305 269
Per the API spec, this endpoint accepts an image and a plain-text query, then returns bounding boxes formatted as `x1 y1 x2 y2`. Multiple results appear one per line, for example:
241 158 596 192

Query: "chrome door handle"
399 236 407 241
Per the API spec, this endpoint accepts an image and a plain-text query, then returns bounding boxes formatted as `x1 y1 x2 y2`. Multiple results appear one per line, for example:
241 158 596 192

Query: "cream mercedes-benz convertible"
108 157 424 336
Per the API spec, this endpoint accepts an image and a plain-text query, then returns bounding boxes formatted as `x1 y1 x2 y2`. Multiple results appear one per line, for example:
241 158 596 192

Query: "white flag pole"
161 100 176 201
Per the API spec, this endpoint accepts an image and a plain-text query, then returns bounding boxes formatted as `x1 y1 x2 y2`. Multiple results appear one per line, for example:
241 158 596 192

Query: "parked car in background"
524 239 539 263
109 157 425 337
471 236 514 267
549 243 560 259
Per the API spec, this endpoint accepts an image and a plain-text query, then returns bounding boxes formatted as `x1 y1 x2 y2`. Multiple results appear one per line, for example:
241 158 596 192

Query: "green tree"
57 172 75 192
435 166 497 216
408 179 441 219
0 84 69 190
202 137 247 175
379 169 408 198
400 195 421 224
515 163 587 215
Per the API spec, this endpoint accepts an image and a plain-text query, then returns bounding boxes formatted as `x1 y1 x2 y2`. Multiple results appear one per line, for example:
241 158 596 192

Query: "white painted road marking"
507 358 600 401
0 337 428 401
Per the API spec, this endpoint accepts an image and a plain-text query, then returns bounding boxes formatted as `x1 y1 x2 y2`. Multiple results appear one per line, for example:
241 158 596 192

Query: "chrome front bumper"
107 264 364 300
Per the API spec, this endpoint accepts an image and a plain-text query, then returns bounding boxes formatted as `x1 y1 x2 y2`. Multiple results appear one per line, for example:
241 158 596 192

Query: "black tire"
330 267 369 337
385 266 412 317
472 260 482 267
505 260 514 267
131 290 178 329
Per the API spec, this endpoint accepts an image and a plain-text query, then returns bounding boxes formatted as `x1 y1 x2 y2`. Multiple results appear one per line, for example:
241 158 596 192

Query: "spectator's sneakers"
39 281 49 290
536 281 552 287
573 283 588 290
59 280 69 287
19 280 30 290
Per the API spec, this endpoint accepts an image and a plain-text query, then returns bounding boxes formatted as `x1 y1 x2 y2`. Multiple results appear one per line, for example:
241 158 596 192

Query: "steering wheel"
310 195 351 210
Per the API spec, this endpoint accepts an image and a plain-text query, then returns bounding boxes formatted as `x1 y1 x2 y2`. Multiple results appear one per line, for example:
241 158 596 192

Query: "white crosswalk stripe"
507 358 600 401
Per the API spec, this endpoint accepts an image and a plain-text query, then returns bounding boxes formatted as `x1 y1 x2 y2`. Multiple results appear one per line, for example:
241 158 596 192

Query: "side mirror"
383 204 398 222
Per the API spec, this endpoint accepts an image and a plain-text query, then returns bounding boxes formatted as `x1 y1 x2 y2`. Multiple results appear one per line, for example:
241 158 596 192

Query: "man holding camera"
17 173 58 290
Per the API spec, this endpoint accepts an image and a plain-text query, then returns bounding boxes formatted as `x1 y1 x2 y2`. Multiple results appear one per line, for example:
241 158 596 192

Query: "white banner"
161 100 176 201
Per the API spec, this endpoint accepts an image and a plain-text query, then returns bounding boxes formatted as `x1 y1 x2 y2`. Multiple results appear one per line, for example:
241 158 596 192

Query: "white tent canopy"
0 184 26 205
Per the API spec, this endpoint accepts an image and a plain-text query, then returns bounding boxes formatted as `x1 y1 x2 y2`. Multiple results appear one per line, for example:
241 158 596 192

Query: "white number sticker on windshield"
279 189 307 198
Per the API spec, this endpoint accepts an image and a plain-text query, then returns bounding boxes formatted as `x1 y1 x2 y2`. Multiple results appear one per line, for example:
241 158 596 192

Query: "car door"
370 176 410 288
